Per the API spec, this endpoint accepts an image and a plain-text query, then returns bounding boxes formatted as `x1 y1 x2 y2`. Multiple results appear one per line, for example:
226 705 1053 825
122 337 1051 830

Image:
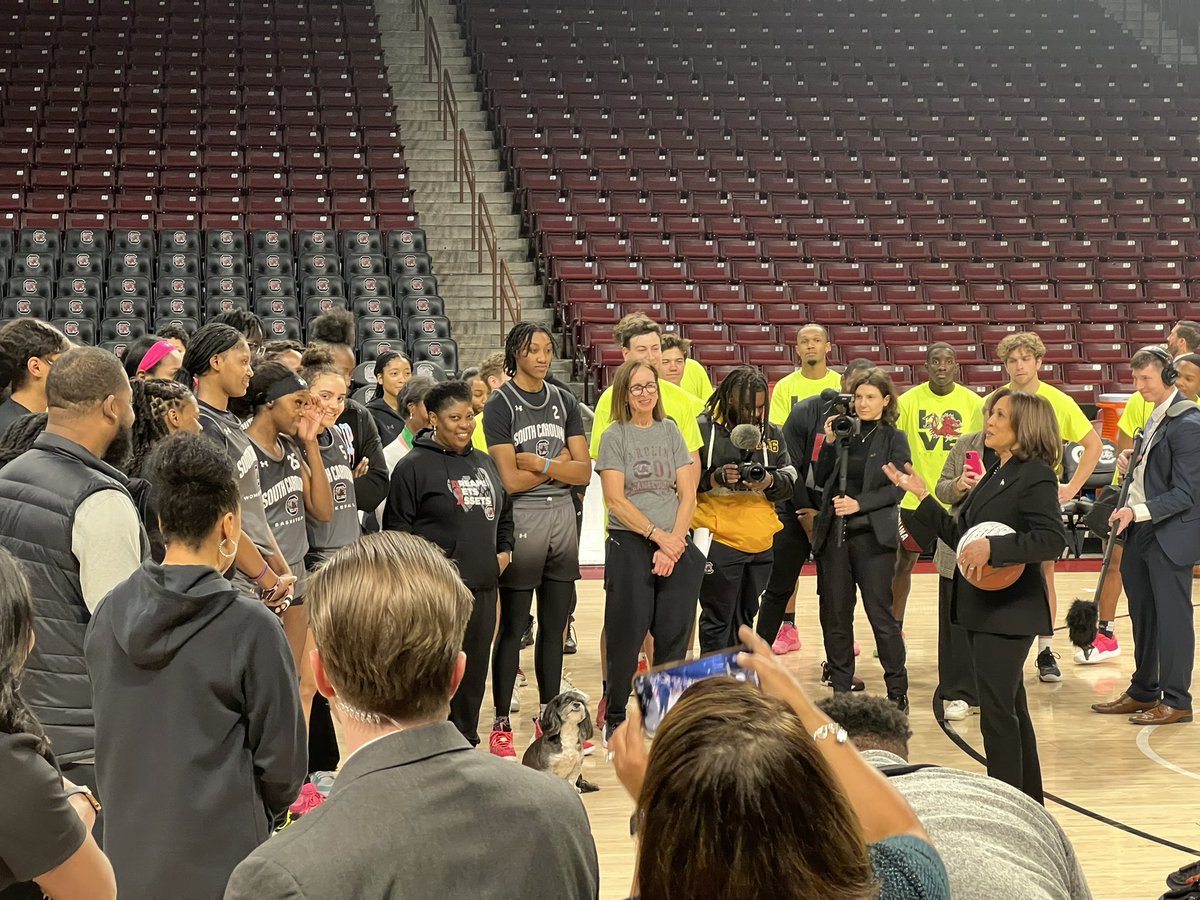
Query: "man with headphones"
1092 346 1200 726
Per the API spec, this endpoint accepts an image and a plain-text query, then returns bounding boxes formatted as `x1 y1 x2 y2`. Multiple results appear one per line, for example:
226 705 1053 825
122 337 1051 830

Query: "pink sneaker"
289 783 325 816
854 641 861 657
771 622 802 655
490 728 516 760
1074 632 1121 665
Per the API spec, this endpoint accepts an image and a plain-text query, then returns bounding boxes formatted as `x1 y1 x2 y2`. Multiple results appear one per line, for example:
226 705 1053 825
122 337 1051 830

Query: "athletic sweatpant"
449 587 498 745
603 532 705 727
493 579 575 714
698 540 773 654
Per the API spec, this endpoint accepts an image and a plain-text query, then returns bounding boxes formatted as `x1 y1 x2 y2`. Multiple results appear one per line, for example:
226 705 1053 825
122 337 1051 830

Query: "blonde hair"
660 334 692 356
477 350 505 386
611 359 664 425
996 332 1046 363
306 532 473 723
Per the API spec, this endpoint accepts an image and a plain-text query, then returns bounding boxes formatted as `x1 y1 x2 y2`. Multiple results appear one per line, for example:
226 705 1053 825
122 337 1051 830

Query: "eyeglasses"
629 383 659 396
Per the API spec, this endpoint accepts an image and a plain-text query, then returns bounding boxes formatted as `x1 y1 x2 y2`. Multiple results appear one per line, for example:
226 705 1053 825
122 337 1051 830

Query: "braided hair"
0 412 48 467
0 319 69 400
175 323 245 389
0 547 49 757
208 309 265 349
130 378 197 478
705 365 769 431
502 322 554 377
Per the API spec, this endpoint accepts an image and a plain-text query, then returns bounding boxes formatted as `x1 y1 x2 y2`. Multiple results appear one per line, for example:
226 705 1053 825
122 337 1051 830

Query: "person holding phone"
931 393 1001 721
884 390 1068 801
812 368 912 709
596 360 705 744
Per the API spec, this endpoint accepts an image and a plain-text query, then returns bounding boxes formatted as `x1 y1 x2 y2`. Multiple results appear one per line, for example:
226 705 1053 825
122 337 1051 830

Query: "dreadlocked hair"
130 378 196 478
208 309 265 346
502 322 554 377
705 365 769 429
0 413 48 467
0 546 50 759
0 319 69 398
175 323 245 389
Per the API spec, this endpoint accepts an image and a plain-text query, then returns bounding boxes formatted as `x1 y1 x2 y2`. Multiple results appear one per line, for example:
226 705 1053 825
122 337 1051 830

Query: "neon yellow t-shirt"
984 381 1093 444
471 411 488 452
896 383 985 510
679 357 714 403
590 379 705 458
769 368 842 427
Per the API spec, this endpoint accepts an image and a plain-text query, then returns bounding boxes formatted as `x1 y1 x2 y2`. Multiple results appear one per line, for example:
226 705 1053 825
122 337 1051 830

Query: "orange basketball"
957 521 1025 592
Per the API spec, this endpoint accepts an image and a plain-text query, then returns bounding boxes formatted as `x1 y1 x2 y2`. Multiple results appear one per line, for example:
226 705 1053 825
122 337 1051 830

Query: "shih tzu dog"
521 690 599 793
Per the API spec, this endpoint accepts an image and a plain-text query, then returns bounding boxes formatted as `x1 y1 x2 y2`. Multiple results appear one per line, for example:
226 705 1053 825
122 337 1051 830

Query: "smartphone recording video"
634 648 760 737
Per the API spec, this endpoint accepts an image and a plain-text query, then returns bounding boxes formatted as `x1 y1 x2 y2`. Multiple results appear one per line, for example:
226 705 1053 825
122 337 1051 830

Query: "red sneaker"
489 728 516 760
771 622 802 655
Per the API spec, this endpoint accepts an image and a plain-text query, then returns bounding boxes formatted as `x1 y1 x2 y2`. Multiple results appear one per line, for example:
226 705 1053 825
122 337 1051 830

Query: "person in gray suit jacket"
224 531 600 900
1093 346 1200 726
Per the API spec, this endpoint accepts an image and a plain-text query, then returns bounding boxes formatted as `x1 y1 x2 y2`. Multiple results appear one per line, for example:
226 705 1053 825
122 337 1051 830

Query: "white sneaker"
943 700 977 721
516 667 527 687
560 672 590 703
509 686 520 713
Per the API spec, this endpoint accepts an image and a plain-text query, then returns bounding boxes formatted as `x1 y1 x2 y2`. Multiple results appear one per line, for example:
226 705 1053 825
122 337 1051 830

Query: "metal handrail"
478 193 500 340
497 258 523 342
439 68 458 142
458 127 476 225
413 0 426 28
424 15 440 83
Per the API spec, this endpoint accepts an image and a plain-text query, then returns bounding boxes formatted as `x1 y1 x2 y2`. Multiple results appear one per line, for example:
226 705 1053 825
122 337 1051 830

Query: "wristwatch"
811 722 848 745
64 785 102 813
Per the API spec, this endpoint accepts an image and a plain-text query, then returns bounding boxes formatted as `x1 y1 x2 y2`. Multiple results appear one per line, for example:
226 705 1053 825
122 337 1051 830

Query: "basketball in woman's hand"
957 521 1024 591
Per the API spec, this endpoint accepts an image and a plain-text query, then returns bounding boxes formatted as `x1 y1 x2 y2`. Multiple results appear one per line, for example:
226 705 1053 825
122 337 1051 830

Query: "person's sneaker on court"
516 666 527 687
489 720 516 760
771 622 802 655
1073 632 1120 665
520 615 535 649
564 618 578 654
942 699 977 721
1036 647 1062 682
889 693 910 715
820 660 865 692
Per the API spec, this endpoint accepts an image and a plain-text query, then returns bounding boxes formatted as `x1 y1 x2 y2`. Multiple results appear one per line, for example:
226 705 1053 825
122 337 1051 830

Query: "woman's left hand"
831 495 860 516
497 552 512 575
609 703 649 800
352 457 370 478
957 538 991 576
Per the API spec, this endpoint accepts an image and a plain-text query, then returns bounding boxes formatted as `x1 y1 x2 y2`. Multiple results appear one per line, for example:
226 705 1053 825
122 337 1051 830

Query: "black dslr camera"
737 458 769 484
828 392 860 438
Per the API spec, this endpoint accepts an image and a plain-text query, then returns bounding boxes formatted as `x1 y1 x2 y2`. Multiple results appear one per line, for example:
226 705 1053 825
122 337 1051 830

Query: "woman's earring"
217 538 237 565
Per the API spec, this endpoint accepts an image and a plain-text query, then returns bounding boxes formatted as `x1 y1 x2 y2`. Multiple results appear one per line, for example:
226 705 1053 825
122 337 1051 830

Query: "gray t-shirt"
862 750 1092 900
198 403 274 555
306 425 360 559
482 381 585 499
251 435 308 594
596 418 691 533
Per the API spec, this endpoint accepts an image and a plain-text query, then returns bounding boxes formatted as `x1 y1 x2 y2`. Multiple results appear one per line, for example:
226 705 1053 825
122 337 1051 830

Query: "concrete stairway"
375 0 561 377
1094 0 1198 66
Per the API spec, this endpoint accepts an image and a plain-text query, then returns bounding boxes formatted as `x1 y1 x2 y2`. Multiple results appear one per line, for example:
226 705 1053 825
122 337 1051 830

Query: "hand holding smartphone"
633 648 760 737
964 450 984 477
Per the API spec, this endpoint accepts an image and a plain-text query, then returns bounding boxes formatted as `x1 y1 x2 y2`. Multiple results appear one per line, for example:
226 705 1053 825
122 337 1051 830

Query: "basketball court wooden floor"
492 570 1199 900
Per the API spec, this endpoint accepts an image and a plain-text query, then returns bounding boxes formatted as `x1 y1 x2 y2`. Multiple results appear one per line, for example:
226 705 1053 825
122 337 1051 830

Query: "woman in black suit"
884 388 1067 802
812 368 912 710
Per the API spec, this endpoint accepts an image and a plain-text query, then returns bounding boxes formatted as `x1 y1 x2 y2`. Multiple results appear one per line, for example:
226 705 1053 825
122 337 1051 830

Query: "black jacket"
84 562 307 899
366 395 407 448
913 456 1067 636
780 392 839 511
338 398 390 512
813 424 911 553
383 432 515 591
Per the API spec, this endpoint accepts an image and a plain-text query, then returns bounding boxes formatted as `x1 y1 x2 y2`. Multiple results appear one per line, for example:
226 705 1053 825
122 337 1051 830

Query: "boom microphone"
730 423 761 452
819 388 841 403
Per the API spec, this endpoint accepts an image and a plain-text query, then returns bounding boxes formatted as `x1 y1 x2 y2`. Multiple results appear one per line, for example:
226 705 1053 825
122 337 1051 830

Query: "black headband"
265 373 309 403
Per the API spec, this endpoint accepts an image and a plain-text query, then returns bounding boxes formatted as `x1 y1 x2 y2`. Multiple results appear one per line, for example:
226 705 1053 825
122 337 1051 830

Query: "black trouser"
493 578 575 716
450 587 498 745
1122 522 1195 711
818 529 907 696
937 575 978 705
698 540 773 654
755 510 812 643
62 761 103 845
568 488 584 618
968 629 1043 803
603 532 705 728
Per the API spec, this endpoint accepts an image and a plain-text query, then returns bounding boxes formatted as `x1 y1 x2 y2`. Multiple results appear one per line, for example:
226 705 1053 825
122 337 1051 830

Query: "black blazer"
813 424 911 553
1136 400 1200 566
913 455 1067 637
780 392 838 511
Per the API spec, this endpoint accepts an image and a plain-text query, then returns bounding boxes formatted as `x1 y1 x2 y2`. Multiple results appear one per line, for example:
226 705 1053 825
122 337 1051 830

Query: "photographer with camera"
813 368 912 710
693 367 796 653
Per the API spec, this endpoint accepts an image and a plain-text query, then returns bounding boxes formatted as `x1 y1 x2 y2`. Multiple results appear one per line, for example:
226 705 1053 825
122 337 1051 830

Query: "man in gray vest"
0 346 146 798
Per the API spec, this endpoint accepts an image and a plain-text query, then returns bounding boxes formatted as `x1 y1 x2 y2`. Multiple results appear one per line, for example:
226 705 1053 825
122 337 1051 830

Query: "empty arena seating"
460 0 1200 397
0 0 459 373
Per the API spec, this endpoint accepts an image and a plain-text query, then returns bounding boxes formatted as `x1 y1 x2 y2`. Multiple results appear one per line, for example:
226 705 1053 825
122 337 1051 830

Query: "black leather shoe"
889 693 910 715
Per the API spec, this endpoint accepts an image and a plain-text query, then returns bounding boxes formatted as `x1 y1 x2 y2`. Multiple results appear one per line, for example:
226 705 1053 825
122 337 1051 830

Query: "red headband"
137 340 178 375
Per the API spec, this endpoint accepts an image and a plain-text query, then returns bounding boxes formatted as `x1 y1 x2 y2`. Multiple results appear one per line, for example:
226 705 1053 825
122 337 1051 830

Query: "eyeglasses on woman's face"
629 382 659 396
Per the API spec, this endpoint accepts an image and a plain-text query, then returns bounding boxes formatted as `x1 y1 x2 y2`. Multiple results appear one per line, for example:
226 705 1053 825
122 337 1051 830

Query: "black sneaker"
1036 647 1062 683
520 615 535 649
820 660 865 692
1167 858 1200 890
889 693 910 714
564 619 578 654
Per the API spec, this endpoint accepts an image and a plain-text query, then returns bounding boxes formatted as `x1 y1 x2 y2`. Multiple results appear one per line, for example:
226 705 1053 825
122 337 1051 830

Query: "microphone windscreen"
729 423 761 451
820 388 841 403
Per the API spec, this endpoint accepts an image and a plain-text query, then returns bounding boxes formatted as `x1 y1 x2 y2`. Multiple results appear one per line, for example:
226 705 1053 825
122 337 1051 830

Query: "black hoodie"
383 432 515 591
84 562 307 900
367 393 407 448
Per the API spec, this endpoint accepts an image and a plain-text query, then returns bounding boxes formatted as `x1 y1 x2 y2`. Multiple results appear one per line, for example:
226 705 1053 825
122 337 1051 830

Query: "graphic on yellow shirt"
897 383 984 510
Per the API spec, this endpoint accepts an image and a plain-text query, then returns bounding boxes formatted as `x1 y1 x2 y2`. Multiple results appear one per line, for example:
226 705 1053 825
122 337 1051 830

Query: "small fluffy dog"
521 690 599 793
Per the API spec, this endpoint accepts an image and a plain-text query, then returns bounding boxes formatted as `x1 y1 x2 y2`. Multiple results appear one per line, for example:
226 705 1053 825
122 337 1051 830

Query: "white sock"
1038 636 1053 653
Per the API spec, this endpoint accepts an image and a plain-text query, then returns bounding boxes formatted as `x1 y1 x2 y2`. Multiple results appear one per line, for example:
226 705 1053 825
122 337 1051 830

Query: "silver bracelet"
812 722 848 744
